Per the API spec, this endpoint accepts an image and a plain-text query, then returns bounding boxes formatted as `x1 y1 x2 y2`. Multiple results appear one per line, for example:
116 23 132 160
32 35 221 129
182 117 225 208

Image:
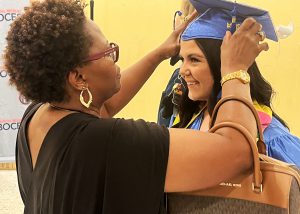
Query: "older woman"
4 0 267 213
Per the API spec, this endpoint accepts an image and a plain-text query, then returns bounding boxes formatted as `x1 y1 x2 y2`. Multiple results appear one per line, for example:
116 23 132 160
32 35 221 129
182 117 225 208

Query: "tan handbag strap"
260 154 300 185
209 121 263 192
209 96 266 155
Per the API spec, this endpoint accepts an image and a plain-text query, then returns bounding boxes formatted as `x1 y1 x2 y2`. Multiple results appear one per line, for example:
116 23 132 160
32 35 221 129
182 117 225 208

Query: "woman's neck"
197 102 210 132
199 102 207 113
49 101 101 118
199 109 211 132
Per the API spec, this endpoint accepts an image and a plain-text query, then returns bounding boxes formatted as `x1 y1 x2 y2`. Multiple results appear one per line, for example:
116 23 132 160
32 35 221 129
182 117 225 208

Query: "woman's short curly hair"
4 0 92 103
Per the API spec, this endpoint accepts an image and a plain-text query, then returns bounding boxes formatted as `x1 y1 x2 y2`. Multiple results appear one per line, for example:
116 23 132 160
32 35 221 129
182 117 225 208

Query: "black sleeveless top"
16 103 169 214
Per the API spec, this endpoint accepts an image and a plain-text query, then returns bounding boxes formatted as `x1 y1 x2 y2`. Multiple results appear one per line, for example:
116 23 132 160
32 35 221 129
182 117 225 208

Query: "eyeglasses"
83 42 119 63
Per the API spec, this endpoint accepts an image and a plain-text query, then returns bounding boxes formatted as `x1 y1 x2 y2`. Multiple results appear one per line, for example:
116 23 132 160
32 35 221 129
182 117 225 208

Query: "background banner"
0 0 30 163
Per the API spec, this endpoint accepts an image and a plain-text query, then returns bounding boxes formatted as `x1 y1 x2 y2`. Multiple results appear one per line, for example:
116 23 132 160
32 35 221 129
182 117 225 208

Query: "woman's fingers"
258 42 269 52
174 10 199 35
256 30 266 42
237 17 257 32
221 17 269 73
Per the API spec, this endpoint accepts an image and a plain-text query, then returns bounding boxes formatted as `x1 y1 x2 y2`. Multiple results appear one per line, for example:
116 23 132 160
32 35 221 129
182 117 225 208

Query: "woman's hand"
155 10 199 60
221 17 269 76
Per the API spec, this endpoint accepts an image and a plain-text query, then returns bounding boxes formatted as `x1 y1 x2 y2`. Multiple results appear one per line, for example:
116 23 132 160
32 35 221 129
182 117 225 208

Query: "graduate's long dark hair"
170 38 288 129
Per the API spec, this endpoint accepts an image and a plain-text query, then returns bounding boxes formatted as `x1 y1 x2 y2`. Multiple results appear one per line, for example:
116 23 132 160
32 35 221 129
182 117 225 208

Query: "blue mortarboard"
182 0 278 42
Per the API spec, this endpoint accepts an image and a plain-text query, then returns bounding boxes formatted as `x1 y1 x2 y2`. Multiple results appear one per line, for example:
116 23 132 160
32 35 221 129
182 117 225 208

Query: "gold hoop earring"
80 87 93 108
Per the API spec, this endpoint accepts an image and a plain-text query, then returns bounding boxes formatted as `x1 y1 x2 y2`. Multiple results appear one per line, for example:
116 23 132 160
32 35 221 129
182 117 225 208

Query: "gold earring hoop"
80 87 93 108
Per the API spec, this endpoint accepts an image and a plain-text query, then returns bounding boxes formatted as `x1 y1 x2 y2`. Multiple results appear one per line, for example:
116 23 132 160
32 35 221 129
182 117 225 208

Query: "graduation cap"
181 0 278 42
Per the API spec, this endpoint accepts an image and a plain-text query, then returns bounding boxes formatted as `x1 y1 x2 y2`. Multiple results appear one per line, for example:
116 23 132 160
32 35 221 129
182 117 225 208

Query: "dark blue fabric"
157 68 180 126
